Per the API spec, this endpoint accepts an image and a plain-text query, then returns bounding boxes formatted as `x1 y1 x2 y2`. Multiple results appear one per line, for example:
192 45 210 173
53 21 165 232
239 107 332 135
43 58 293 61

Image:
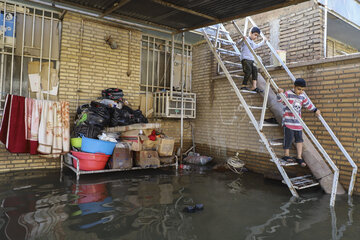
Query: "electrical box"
0 12 16 46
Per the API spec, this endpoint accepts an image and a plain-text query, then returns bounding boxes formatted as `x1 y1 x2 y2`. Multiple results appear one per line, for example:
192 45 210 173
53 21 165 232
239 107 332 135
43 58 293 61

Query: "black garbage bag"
102 88 124 100
87 101 112 127
72 123 102 139
110 108 132 127
77 104 90 115
133 109 148 123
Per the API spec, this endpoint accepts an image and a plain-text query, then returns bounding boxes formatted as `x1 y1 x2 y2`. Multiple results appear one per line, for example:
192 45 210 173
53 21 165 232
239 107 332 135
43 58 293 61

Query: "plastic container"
71 137 82 148
183 156 212 165
81 136 116 155
71 151 110 171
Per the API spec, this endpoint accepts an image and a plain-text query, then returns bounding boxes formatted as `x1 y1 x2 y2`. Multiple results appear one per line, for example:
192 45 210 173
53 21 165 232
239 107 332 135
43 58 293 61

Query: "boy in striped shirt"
277 78 321 167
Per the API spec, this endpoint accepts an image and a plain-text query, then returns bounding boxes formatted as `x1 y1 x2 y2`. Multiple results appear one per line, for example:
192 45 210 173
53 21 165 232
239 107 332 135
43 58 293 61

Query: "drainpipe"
323 0 328 58
180 32 185 163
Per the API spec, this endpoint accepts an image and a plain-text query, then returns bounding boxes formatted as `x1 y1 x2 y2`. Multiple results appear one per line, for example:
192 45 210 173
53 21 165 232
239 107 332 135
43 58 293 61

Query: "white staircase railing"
201 17 355 206
245 16 357 197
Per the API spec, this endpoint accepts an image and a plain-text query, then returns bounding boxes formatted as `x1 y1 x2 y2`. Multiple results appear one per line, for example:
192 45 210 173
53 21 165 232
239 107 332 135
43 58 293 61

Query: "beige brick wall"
0 12 190 173
226 1 323 66
192 38 360 193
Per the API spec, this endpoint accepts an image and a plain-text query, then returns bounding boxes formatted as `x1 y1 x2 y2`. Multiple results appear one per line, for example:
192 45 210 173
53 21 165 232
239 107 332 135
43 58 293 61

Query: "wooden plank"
105 123 161 132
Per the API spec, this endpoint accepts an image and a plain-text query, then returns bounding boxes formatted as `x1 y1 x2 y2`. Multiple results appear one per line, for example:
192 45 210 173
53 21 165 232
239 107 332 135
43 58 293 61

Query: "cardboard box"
142 138 160 150
109 143 133 169
121 130 146 151
135 150 160 168
140 94 153 117
159 155 175 164
158 138 175 157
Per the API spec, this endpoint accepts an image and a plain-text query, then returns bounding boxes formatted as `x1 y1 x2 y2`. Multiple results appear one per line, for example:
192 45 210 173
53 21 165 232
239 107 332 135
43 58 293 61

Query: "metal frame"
0 0 60 107
245 16 357 198
61 153 179 181
233 18 339 206
153 90 196 118
140 34 193 117
202 26 299 199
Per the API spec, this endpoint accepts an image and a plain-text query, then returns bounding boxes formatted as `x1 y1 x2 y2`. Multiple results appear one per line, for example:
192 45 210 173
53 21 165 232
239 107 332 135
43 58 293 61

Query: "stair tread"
216 48 240 56
206 25 229 34
282 175 319 190
209 35 235 45
250 121 279 126
270 158 298 166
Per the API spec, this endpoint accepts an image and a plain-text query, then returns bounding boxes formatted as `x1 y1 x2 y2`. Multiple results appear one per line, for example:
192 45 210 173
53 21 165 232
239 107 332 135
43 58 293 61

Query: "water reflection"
245 195 355 240
0 170 359 240
66 173 197 240
1 185 70 239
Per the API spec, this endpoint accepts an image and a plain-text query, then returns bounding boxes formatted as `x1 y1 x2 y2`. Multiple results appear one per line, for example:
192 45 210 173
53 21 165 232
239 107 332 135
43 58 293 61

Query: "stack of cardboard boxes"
109 128 175 169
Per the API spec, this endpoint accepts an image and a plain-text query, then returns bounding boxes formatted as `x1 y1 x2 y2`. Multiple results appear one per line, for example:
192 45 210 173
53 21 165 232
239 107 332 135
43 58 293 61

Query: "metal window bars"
0 0 61 112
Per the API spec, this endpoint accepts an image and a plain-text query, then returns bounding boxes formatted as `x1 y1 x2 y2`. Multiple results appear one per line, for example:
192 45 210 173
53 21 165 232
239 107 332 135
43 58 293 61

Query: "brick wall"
192 38 360 193
0 12 190 173
226 1 323 66
270 55 360 192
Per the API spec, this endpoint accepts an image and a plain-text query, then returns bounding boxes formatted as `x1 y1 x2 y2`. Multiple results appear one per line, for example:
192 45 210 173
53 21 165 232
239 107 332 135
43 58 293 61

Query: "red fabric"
0 94 11 144
6 95 30 153
148 129 157 141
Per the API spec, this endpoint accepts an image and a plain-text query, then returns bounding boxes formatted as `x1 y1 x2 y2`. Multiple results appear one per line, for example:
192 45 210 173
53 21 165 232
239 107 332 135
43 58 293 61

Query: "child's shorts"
283 126 303 149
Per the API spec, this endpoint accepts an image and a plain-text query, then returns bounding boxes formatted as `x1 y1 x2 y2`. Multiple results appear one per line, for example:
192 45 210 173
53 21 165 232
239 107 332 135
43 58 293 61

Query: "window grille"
0 0 61 115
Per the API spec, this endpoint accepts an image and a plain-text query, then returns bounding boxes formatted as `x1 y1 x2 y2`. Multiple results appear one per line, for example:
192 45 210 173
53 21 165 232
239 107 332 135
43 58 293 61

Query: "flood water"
0 167 359 240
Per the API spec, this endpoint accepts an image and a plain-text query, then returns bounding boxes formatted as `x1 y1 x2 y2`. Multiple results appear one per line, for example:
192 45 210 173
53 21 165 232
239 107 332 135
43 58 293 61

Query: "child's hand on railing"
315 109 321 116
277 88 284 94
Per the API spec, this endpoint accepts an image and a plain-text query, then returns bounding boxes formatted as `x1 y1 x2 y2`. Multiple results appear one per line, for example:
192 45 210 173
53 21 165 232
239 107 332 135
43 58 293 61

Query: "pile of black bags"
72 88 148 138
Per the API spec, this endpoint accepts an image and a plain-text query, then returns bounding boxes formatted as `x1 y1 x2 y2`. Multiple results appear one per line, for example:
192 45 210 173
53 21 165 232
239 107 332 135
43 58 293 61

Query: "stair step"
282 175 319 190
206 25 229 34
241 89 258 94
223 60 242 67
258 121 278 126
216 48 240 56
259 138 283 146
209 35 235 45
270 158 298 166
241 104 265 110
219 69 243 74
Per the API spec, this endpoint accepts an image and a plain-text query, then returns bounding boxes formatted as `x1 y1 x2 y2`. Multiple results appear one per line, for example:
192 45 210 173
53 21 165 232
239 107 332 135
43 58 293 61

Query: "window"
140 35 192 93
0 1 60 112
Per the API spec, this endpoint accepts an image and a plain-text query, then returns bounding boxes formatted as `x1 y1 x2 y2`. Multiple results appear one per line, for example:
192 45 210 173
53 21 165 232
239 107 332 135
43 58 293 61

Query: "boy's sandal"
253 88 263 93
281 156 295 162
295 158 307 167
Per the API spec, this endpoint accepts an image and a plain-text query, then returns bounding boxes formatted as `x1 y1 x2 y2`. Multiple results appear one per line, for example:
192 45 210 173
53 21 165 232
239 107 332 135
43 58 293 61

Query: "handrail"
201 27 299 197
246 16 357 196
232 20 339 206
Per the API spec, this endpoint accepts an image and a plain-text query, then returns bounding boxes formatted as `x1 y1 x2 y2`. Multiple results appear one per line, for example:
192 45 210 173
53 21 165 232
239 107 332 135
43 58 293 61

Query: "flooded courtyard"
0 168 359 240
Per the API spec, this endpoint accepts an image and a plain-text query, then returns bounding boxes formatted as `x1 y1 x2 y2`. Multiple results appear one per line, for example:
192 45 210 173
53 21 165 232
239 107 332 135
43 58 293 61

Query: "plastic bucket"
81 137 116 155
71 151 110 171
71 137 82 148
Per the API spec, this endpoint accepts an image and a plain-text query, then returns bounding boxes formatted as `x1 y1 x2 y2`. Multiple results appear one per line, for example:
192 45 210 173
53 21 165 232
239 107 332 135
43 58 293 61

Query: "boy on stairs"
238 26 267 93
277 78 321 167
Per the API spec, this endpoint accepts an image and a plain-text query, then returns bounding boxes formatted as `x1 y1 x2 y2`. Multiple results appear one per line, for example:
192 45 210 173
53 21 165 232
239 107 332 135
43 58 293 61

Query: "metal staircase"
201 17 357 207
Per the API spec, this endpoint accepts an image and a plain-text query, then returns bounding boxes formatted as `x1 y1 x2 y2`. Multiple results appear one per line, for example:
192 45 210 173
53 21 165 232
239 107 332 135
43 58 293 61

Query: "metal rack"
61 153 178 181
153 90 196 118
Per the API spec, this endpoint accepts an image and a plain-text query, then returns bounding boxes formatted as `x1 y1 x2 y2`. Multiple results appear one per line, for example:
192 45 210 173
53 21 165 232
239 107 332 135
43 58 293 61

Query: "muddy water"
0 168 359 240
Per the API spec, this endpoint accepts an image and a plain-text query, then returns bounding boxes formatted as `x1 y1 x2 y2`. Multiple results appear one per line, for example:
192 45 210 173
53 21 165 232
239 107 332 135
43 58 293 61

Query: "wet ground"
0 167 359 240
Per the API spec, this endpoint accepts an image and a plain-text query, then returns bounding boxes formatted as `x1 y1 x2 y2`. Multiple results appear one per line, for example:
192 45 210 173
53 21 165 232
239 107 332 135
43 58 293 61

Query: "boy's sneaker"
240 87 250 91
